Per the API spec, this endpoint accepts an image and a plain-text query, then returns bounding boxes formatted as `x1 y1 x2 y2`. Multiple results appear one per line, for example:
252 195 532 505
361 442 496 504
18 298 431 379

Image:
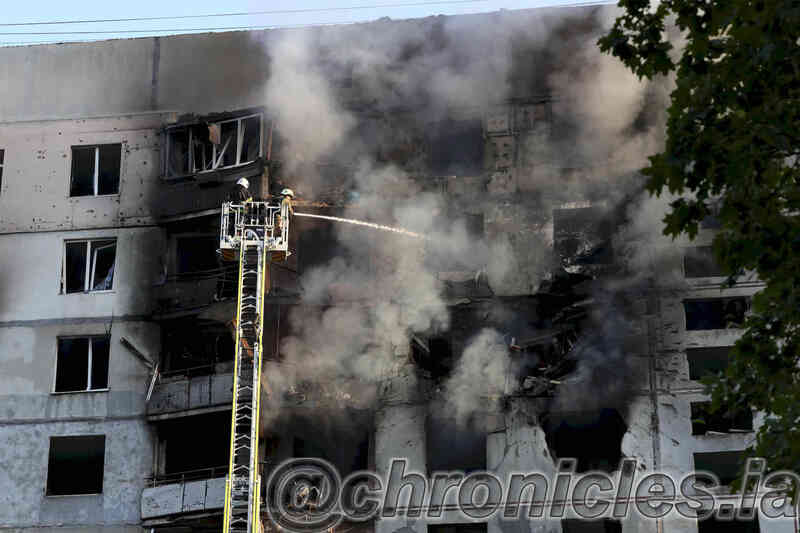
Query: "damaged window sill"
51 389 109 395
60 290 116 295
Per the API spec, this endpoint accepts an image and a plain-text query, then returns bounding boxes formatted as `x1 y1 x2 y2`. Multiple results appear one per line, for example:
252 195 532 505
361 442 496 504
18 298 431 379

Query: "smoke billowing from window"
257 6 676 431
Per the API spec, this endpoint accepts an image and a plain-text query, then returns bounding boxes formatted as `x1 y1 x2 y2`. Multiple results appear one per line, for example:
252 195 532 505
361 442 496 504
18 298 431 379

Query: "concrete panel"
189 376 212 409
0 39 155 121
0 227 164 323
205 476 226 510
0 419 152 527
182 480 207 513
211 373 235 406
141 483 182 519
148 380 189 414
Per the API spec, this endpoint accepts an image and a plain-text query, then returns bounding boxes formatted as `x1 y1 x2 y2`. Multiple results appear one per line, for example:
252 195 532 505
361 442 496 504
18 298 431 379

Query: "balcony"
141 474 225 520
147 369 234 418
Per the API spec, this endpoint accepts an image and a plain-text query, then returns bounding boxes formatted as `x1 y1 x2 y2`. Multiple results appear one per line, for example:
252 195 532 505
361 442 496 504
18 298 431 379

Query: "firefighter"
276 188 294 239
280 188 295 216
228 177 252 203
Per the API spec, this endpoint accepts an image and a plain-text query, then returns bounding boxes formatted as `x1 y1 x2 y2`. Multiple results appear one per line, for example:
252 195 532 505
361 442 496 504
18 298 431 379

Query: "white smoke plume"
256 4 674 427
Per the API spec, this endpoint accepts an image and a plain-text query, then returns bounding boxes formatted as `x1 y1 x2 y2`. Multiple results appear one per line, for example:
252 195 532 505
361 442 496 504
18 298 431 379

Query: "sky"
0 0 613 47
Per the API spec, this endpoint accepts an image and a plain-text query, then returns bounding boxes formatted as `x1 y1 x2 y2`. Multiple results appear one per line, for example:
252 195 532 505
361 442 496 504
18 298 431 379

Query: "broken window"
54 336 110 392
697 516 759 532
427 413 486 473
61 239 117 293
684 298 748 330
160 319 234 372
553 207 614 267
412 335 455 378
544 409 627 473
691 402 753 435
428 524 487 533
176 235 219 275
428 118 484 175
297 217 343 275
158 412 231 476
164 113 262 178
69 144 121 196
687 347 731 380
287 412 371 474
684 246 725 278
693 451 745 486
561 519 622 533
46 435 105 495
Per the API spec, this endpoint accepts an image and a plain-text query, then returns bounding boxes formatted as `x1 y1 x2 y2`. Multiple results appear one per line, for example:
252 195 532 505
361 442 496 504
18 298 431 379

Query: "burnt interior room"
684 246 725 278
427 117 485 176
690 402 753 436
271 409 371 475
426 411 486 473
46 435 106 496
156 411 231 476
553 206 614 269
698 516 760 533
159 318 234 373
686 346 732 380
693 451 746 487
428 524 488 533
561 519 622 533
543 408 627 473
684 297 748 330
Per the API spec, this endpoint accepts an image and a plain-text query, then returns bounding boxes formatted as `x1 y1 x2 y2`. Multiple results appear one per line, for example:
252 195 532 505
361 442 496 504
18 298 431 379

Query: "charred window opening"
428 524 487 533
544 409 626 473
693 451 745 486
684 246 725 278
513 326 580 395
561 519 622 533
176 235 219 275
428 118 484 176
47 435 105 495
158 411 231 476
411 335 455 379
164 113 263 179
684 298 748 330
69 144 121 196
465 213 485 238
297 216 343 275
55 336 110 392
698 516 759 532
286 412 371 475
160 319 234 373
687 347 731 380
553 207 614 268
62 239 116 293
427 413 486 473
691 402 753 435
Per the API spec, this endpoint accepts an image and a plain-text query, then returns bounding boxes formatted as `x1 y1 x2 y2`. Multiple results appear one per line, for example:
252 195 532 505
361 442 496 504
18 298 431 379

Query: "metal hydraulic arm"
220 200 290 533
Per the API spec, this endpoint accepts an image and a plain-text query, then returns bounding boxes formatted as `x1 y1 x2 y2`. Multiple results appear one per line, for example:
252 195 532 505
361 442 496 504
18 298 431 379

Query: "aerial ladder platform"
219 200 290 533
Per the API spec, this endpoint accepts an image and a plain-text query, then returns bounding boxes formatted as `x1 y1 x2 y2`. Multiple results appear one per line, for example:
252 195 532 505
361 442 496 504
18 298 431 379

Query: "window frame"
52 335 111 394
163 112 264 179
69 144 122 198
60 238 117 294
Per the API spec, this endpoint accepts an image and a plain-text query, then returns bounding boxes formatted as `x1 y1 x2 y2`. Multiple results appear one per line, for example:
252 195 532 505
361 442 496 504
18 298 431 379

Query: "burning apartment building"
0 5 787 533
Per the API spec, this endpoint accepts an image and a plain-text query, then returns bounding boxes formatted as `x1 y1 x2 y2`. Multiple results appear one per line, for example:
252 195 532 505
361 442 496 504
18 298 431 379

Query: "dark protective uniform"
228 183 252 203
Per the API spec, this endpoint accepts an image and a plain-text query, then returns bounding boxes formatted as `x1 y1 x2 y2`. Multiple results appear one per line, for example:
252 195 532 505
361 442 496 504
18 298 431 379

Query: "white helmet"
281 188 295 198
236 178 250 188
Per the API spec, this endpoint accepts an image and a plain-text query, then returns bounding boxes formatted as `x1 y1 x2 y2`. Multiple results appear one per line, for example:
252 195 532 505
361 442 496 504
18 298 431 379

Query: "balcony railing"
147 371 234 415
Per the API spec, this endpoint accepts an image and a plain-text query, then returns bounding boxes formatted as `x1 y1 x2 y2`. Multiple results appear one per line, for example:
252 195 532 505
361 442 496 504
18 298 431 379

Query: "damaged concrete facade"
0 6 793 533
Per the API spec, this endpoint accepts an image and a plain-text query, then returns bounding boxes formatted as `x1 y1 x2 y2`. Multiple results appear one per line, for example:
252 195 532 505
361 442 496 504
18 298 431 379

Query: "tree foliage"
599 0 800 474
